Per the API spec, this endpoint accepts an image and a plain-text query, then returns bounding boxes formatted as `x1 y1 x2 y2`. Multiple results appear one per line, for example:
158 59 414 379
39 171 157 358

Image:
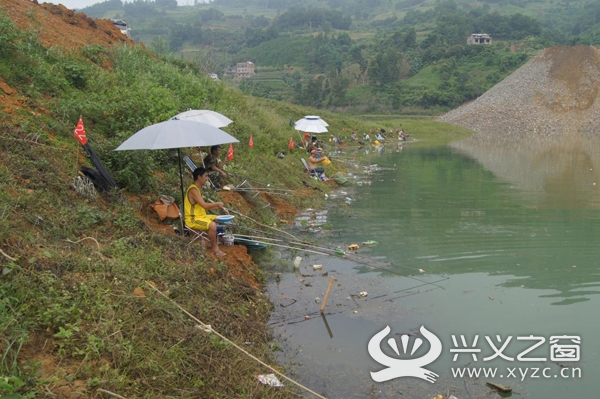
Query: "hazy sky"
44 0 199 10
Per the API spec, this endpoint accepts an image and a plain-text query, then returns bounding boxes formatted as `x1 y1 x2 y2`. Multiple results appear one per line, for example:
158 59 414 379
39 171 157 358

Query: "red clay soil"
0 0 135 118
2 0 134 51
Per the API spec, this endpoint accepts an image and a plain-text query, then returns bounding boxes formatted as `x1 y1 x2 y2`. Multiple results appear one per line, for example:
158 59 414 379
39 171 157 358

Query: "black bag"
81 166 110 192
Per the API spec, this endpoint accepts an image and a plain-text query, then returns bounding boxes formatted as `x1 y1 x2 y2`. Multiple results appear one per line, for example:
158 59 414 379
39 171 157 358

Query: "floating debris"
486 382 512 393
335 248 346 256
257 374 284 387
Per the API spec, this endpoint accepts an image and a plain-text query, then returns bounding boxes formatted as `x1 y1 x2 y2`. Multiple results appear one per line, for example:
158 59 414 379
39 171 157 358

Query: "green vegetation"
82 0 600 113
0 8 472 398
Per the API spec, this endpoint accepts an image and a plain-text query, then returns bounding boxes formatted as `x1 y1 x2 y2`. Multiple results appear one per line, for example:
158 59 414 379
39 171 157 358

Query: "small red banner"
73 116 87 145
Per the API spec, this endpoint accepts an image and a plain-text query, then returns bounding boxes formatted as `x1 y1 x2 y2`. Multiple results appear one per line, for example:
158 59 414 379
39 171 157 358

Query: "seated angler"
307 149 325 176
185 167 226 257
203 145 229 190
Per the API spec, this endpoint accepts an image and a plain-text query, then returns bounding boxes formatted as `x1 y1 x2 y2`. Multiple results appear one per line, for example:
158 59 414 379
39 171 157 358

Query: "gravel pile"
437 45 600 139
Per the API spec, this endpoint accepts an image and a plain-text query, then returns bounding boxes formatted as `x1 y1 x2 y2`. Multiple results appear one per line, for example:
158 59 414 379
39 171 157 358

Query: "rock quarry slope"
438 45 600 139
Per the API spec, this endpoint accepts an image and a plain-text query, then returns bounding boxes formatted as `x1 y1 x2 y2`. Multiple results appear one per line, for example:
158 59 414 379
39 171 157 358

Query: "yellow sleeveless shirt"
184 184 215 230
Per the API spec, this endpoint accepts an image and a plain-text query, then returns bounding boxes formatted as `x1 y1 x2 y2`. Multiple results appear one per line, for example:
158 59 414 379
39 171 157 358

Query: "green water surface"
269 139 599 399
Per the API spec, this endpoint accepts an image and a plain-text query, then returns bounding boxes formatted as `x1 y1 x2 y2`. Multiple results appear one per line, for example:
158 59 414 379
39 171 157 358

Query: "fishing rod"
228 173 278 188
230 186 295 192
224 207 301 241
229 187 293 194
256 234 449 291
234 238 331 256
221 207 448 292
232 234 285 242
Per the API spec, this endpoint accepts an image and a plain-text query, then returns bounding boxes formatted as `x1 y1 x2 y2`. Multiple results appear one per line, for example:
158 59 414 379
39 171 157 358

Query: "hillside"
437 45 600 138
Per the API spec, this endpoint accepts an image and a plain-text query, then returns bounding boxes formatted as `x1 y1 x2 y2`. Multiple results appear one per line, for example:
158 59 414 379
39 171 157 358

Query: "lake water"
266 136 600 399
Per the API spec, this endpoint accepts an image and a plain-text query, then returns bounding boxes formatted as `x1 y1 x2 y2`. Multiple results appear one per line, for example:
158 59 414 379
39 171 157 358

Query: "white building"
236 61 255 78
467 33 492 45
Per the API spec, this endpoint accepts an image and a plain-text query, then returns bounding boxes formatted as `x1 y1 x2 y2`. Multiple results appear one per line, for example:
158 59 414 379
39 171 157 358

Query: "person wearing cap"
307 149 325 176
306 136 318 154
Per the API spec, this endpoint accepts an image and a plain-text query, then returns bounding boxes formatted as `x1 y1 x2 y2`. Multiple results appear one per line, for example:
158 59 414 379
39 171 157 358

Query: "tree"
298 75 326 107
156 0 177 9
368 48 402 86
326 70 349 106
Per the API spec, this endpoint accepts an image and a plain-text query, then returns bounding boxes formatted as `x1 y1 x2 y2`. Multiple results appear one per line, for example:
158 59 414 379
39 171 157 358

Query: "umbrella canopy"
115 120 239 151
294 117 328 134
171 109 233 128
301 115 328 127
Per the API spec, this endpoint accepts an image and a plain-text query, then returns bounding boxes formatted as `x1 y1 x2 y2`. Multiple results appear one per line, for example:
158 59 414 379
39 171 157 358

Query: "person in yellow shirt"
185 167 226 257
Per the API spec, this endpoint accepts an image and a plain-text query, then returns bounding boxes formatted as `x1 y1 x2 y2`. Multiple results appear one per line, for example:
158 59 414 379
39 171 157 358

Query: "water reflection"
451 134 600 209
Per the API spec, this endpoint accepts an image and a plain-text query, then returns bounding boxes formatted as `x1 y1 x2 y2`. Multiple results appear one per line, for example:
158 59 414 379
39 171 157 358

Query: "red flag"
288 137 295 150
249 135 254 148
73 116 87 145
227 144 234 160
302 132 310 145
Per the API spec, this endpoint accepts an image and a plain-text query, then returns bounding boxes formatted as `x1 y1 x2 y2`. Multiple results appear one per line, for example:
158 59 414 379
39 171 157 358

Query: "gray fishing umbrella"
295 116 328 133
115 119 239 229
115 119 238 150
171 109 233 128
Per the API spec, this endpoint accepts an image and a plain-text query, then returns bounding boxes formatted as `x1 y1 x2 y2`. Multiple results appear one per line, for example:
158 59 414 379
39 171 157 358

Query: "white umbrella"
171 109 233 128
294 117 328 133
115 119 239 229
300 115 328 127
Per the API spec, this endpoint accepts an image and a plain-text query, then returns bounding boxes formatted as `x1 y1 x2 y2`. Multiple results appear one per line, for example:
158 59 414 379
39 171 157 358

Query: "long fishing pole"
230 186 295 192
232 234 284 242
261 235 449 291
236 238 331 256
229 188 293 194
230 224 284 238
228 173 279 188
224 207 301 241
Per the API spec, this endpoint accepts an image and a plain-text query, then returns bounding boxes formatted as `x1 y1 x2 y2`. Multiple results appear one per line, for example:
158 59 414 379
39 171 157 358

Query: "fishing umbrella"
294 116 328 134
115 119 239 228
299 115 328 127
171 109 233 128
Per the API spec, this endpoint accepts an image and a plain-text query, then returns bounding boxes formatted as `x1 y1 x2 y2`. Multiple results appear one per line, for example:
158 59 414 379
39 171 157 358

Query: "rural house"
236 61 255 78
467 33 492 45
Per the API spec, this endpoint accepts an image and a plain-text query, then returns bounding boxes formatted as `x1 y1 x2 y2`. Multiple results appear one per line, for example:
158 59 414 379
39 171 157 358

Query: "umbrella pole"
178 149 185 232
